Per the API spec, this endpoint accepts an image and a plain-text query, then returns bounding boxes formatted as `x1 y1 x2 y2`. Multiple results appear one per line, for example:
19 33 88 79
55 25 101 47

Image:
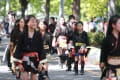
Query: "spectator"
48 17 56 34
8 11 16 34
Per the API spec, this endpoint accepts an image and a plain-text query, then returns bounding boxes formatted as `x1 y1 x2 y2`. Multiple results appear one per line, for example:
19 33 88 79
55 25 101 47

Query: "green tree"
81 0 108 20
30 0 44 15
45 0 50 23
0 0 6 16
116 0 120 15
72 0 80 21
50 0 59 16
64 0 72 16
19 0 29 17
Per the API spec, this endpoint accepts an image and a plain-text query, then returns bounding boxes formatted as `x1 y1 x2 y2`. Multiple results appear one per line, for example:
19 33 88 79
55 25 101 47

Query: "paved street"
0 37 101 80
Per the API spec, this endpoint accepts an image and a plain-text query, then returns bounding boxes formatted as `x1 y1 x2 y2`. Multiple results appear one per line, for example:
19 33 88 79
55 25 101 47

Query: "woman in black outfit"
73 21 89 75
100 15 120 80
66 22 77 71
14 15 46 80
53 17 68 69
10 18 25 78
7 19 20 71
38 20 51 79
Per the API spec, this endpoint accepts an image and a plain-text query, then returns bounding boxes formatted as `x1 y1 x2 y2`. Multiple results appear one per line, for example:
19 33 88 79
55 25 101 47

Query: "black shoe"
12 70 16 75
16 72 21 79
66 68 71 71
80 70 84 75
75 71 78 75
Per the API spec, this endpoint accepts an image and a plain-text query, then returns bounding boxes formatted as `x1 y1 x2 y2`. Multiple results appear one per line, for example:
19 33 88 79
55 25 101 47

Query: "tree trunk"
45 0 50 23
108 0 116 19
19 0 29 17
21 6 25 17
73 0 80 21
59 0 64 18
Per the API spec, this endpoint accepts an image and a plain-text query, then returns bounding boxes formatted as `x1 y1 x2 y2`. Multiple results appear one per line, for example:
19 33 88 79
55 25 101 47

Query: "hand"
84 48 88 52
78 48 83 53
19 65 24 72
100 63 105 72
38 64 42 71
83 48 88 54
69 40 72 44
10 48 13 53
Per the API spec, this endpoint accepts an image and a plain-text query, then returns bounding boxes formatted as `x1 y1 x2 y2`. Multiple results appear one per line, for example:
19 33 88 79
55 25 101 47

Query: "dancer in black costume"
73 21 89 75
38 20 52 80
100 15 120 80
14 15 46 80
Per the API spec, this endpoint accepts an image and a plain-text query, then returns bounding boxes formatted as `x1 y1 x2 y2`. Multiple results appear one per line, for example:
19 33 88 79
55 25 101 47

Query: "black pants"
74 59 85 73
6 46 11 68
59 55 67 64
66 55 75 70
101 64 119 80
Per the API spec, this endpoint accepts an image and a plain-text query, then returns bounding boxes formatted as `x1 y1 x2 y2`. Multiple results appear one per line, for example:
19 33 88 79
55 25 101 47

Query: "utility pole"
107 0 116 19
6 0 10 15
59 0 64 18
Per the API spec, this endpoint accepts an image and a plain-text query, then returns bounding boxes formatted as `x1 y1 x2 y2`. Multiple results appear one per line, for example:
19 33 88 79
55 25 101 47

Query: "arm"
48 34 52 53
100 37 109 71
100 38 108 63
84 32 90 46
13 32 24 61
10 30 16 49
52 27 60 47
37 33 47 64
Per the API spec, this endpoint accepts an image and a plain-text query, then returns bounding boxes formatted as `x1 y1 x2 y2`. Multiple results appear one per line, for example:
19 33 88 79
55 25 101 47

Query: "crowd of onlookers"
0 11 108 42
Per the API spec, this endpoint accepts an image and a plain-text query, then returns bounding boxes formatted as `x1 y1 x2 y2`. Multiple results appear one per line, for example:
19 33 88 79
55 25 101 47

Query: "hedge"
87 32 104 46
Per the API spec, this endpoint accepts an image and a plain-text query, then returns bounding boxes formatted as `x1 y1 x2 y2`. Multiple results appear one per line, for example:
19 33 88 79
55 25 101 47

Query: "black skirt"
22 56 39 74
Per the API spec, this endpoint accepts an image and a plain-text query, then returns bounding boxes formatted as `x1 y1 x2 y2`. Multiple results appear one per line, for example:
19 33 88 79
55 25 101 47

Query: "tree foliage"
81 0 108 20
64 0 73 15
116 0 120 15
19 0 29 17
29 0 44 15
10 0 21 12
0 0 119 20
0 0 6 16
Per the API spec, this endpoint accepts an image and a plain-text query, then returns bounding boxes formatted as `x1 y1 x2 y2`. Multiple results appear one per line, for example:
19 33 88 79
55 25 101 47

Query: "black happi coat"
100 34 120 64
73 31 89 53
14 30 45 61
42 32 52 55
49 23 56 34
10 28 22 46
67 30 75 43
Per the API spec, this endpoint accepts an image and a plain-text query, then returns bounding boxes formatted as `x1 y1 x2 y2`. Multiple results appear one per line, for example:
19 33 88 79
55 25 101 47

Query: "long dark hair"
12 17 25 34
13 19 20 31
24 15 36 32
107 15 120 36
43 20 48 32
72 22 77 30
39 20 48 32
75 21 83 35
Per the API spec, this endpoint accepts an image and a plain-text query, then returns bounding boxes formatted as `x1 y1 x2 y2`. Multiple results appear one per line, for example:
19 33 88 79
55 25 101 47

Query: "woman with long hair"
100 15 120 80
66 22 77 71
7 19 20 71
38 20 51 79
14 15 46 80
10 18 25 78
53 17 68 69
73 21 89 75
